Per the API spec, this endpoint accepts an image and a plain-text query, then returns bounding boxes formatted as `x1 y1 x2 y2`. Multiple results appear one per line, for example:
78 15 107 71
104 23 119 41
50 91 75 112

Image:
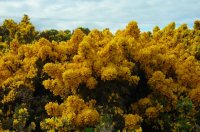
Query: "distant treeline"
0 14 90 44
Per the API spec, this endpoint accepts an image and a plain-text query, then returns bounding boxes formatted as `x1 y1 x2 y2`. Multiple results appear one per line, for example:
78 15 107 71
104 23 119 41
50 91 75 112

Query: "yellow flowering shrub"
12 107 35 131
41 95 100 131
40 117 64 131
0 15 200 131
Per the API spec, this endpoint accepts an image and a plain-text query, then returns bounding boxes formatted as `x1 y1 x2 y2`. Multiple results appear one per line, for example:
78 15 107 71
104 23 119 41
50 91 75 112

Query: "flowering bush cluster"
0 15 200 131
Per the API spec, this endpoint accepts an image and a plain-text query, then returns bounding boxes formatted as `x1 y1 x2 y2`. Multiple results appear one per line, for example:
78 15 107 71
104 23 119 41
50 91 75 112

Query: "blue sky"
0 0 199 32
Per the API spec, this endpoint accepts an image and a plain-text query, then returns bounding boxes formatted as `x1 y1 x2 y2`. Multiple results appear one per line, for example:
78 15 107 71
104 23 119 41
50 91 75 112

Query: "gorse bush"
0 15 200 131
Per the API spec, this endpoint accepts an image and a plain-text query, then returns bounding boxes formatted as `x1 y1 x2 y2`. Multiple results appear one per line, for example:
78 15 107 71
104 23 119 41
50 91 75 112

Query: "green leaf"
84 127 94 132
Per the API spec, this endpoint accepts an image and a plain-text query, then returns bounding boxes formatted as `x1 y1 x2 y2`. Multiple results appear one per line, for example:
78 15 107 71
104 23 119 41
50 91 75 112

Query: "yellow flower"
124 114 143 130
13 119 19 126
189 87 200 106
145 107 160 119
0 109 3 115
62 69 80 80
1 89 16 104
86 77 97 89
128 75 140 85
101 65 118 81
114 107 124 115
30 122 36 130
45 102 62 116
138 97 152 106
37 45 52 61
65 112 76 122
76 108 100 126
18 108 28 115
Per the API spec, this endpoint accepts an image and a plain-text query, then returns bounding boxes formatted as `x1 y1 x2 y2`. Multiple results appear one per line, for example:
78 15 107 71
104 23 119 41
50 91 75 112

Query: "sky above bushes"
0 0 199 32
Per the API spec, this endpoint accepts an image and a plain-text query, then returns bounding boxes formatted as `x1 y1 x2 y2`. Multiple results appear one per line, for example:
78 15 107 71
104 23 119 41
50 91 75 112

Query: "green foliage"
194 20 200 30
172 97 196 131
95 114 114 131
77 27 90 35
36 29 71 42
152 97 197 131
85 127 95 132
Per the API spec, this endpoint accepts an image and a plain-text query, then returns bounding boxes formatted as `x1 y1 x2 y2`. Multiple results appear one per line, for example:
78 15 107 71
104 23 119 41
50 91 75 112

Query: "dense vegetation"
0 15 200 131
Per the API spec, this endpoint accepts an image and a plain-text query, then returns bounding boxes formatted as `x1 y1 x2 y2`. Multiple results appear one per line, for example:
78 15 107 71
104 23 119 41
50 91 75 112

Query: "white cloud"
0 0 199 32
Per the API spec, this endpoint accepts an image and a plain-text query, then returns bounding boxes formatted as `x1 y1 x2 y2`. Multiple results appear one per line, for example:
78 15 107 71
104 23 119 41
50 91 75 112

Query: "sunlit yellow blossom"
101 65 118 81
76 108 100 126
1 89 16 104
45 102 62 116
42 95 100 130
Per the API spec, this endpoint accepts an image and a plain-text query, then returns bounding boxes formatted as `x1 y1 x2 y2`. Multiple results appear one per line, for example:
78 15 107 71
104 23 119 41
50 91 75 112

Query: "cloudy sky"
0 0 199 32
